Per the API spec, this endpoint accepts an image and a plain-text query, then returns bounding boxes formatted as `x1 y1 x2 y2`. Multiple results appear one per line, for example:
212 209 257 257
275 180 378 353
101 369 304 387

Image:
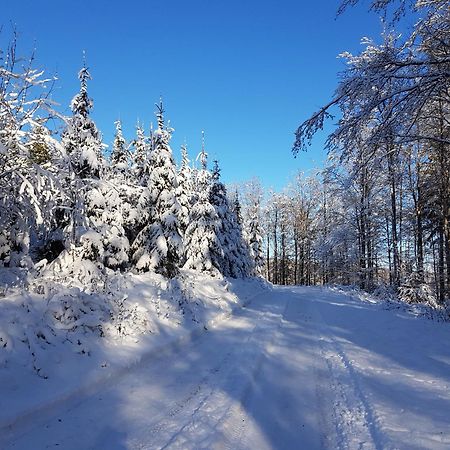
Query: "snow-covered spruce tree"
82 120 133 272
231 190 253 276
125 122 152 245
54 63 113 282
131 122 150 182
246 200 264 276
233 190 243 225
176 144 193 236
84 178 130 271
26 122 52 165
240 178 265 277
208 161 251 277
111 119 129 173
399 271 439 308
24 121 71 264
131 101 182 277
62 64 104 180
183 143 223 274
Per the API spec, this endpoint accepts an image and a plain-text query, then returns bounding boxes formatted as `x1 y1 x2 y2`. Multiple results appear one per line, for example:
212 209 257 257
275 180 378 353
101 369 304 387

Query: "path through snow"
1 286 449 449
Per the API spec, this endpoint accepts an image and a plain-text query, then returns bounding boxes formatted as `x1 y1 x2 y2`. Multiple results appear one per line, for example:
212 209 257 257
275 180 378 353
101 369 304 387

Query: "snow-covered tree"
176 144 193 235
26 122 52 165
183 144 223 274
84 180 130 270
62 64 105 180
246 202 264 276
0 37 67 268
111 119 129 174
131 102 182 277
131 122 150 182
56 63 113 273
232 190 243 225
210 161 252 277
240 178 265 276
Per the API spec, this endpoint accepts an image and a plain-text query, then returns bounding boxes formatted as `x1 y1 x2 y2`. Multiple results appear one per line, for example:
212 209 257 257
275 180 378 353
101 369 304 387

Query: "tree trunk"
388 149 400 288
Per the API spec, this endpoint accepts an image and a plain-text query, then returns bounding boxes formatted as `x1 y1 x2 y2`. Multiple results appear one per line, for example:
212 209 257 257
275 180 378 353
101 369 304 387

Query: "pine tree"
111 119 129 173
132 122 149 182
62 64 105 180
247 200 264 276
59 63 109 268
183 141 223 274
210 162 252 277
26 122 52 165
176 144 193 236
131 101 182 277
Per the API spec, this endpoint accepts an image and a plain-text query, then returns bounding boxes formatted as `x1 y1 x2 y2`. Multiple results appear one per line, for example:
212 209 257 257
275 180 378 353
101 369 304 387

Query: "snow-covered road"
2 286 450 449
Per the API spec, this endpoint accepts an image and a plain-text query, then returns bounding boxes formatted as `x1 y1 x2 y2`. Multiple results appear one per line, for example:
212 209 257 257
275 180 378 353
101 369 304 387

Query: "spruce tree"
176 144 193 236
183 142 223 274
62 64 104 180
131 101 182 277
111 119 129 173
210 162 251 277
132 123 149 182
246 201 264 276
60 63 109 269
26 122 52 165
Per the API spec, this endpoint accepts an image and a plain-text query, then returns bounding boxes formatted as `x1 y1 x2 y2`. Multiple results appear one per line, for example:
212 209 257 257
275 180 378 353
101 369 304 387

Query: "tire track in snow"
142 346 237 446
308 294 384 450
217 298 292 450
149 294 290 450
215 289 325 450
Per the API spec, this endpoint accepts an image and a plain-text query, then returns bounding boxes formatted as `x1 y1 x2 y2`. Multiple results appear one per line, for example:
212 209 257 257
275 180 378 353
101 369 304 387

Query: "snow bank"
328 284 450 322
0 269 269 431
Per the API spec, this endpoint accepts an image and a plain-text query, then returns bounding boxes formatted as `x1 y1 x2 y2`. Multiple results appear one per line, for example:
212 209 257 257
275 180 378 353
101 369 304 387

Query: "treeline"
0 38 264 283
260 0 449 306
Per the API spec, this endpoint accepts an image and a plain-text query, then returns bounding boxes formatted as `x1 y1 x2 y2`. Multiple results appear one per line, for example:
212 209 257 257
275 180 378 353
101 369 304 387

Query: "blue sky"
3 0 389 190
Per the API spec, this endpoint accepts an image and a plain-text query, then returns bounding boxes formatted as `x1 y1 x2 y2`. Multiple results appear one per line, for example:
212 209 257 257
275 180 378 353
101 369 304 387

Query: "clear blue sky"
3 0 389 190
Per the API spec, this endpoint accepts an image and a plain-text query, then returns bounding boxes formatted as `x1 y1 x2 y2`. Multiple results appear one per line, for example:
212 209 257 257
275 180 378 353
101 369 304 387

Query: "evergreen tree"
85 179 130 270
111 119 129 173
176 144 193 235
122 123 152 250
247 200 264 276
131 101 182 277
59 63 109 268
26 122 52 165
210 163 252 277
62 64 104 180
132 122 150 182
233 190 243 225
183 142 223 274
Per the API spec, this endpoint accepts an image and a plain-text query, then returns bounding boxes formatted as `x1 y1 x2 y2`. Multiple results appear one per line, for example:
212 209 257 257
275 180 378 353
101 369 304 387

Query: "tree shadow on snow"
3 286 449 449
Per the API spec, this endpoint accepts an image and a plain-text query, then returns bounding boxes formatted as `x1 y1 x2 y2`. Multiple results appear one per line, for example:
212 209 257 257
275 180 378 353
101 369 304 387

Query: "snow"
1 285 449 449
0 271 267 433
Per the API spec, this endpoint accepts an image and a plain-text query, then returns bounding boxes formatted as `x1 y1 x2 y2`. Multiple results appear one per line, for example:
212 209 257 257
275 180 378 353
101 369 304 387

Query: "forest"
1 1 449 448
257 0 449 309
0 47 264 288
1 0 449 311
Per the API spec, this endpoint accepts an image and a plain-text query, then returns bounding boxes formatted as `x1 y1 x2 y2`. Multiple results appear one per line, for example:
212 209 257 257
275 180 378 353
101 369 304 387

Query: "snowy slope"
0 270 268 433
1 286 449 449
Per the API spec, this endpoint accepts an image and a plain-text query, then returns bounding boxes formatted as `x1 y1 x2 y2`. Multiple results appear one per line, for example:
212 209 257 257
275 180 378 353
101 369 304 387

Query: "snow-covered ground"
1 285 449 449
0 270 268 433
